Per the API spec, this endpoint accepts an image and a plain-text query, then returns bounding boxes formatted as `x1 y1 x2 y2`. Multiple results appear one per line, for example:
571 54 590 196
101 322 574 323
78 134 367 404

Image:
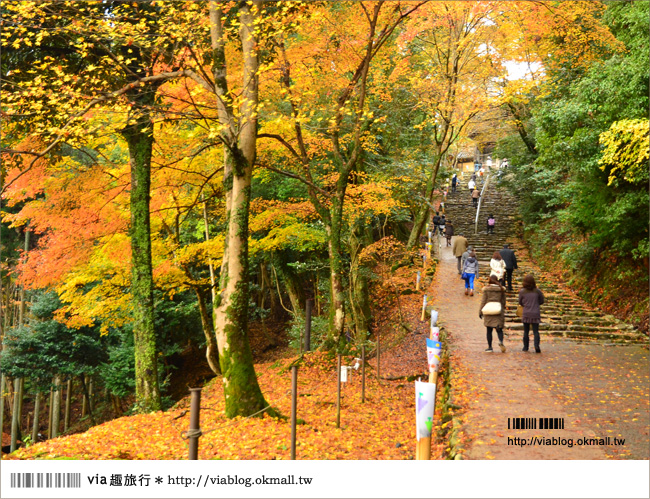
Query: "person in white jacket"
489 251 506 287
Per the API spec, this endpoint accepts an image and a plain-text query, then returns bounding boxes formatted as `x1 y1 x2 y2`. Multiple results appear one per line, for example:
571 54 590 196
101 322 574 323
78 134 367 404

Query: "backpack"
488 218 495 226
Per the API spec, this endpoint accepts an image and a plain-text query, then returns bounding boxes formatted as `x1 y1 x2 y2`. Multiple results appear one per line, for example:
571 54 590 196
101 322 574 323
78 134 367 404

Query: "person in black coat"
499 244 518 291
444 221 454 246
432 212 441 235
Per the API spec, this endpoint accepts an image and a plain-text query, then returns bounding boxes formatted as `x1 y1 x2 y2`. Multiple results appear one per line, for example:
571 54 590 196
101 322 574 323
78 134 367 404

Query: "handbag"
461 272 469 279
516 305 523 318
481 302 502 315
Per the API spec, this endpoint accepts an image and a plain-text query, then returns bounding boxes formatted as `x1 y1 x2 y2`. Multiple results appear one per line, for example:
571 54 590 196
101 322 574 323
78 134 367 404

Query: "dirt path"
431 239 650 460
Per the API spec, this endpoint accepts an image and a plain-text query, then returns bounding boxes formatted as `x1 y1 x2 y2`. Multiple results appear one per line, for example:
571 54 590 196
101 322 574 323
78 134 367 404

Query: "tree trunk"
210 1 275 418
349 220 373 342
275 262 305 319
214 152 274 417
122 116 161 414
200 195 221 375
63 379 72 432
81 376 87 418
194 288 221 375
10 377 23 451
111 394 122 417
407 153 443 249
47 386 53 439
79 376 96 426
31 392 40 444
260 263 281 321
326 197 347 348
506 101 537 155
0 374 5 439
51 376 61 439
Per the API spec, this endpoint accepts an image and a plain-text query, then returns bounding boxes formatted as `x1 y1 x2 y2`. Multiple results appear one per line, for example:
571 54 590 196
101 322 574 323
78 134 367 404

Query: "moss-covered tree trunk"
210 0 273 418
214 153 271 417
349 219 373 341
122 114 161 413
325 193 348 348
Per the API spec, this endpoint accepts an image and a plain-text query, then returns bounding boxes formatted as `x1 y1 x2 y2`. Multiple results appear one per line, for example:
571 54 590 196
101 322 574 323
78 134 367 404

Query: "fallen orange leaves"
6 352 435 460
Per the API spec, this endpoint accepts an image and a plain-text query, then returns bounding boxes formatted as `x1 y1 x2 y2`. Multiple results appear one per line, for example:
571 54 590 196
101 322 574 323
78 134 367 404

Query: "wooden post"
361 345 366 404
31 392 41 444
290 366 298 460
188 388 201 460
336 354 341 429
64 379 72 432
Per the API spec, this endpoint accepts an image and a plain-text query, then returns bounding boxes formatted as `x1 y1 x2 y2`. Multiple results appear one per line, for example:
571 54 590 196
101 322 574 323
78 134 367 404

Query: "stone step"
442 172 641 345
504 329 645 343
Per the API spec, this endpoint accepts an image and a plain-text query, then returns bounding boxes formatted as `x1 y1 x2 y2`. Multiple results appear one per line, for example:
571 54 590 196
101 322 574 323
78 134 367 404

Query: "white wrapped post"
416 271 421 291
426 339 442 373
430 310 438 327
415 381 437 460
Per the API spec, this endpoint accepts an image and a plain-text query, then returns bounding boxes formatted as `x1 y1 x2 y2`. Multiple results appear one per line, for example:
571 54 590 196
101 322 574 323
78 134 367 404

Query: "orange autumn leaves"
8 352 440 460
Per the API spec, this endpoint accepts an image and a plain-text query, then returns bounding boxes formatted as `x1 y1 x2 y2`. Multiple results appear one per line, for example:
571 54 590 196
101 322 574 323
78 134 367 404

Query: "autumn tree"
495 0 649 327
1 0 205 412
400 1 505 248
257 1 423 346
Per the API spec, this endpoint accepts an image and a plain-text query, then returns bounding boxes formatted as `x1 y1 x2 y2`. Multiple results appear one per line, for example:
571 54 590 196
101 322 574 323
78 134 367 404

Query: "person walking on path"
452 234 468 275
490 251 506 287
468 178 476 196
451 174 458 193
461 245 474 272
479 275 507 352
519 274 545 353
500 244 518 291
445 220 454 246
432 211 441 236
486 214 496 234
462 250 479 296
439 215 446 237
472 188 480 208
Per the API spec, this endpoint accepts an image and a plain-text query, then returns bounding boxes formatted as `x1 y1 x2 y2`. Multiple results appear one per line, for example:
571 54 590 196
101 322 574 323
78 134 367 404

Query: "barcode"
508 417 565 430
10 473 81 488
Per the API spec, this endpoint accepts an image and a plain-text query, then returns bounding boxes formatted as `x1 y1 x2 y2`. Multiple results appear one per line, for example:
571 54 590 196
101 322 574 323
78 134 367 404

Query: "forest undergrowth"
5 262 448 460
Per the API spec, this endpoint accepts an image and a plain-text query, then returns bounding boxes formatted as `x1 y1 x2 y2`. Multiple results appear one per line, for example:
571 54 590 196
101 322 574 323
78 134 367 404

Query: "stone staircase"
440 171 645 344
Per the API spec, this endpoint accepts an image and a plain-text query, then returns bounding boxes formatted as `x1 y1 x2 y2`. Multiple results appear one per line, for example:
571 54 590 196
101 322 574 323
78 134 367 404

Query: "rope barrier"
171 355 376 445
